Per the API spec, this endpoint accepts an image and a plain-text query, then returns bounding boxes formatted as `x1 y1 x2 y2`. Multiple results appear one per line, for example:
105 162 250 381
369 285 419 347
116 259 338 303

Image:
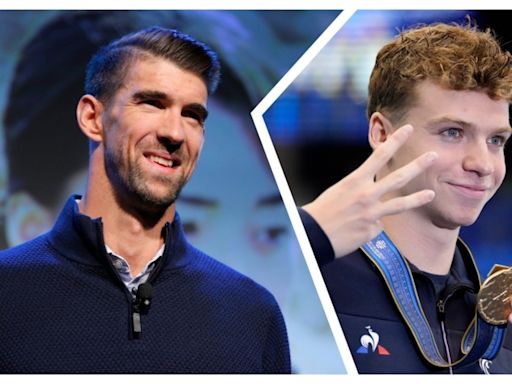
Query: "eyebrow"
427 116 512 133
132 90 169 102
132 90 209 122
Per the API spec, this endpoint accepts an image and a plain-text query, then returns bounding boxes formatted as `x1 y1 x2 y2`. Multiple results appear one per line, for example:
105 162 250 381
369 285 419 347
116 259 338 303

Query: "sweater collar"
48 195 191 270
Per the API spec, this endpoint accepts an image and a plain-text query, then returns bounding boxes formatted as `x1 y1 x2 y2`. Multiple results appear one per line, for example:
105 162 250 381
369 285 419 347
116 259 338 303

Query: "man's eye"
143 99 164 108
488 135 507 147
182 110 204 124
443 128 461 137
441 128 462 139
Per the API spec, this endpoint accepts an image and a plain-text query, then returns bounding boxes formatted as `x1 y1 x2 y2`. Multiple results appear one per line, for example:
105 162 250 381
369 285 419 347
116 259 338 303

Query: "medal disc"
477 267 512 325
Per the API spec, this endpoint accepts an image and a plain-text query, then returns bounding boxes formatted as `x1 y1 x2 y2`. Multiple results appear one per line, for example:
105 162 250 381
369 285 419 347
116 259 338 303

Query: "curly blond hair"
367 21 512 123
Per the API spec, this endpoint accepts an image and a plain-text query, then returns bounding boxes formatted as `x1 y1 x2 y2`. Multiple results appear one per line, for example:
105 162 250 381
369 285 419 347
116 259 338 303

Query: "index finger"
359 124 413 178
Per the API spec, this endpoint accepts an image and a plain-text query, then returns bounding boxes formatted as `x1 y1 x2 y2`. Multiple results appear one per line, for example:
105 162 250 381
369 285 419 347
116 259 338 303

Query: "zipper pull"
132 311 142 338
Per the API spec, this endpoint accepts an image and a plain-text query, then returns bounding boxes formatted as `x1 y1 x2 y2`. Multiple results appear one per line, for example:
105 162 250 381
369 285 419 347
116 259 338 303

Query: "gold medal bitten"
477 265 512 325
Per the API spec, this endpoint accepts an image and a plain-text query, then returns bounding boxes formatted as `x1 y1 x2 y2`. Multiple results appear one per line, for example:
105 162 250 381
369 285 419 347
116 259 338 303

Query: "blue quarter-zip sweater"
0 196 290 373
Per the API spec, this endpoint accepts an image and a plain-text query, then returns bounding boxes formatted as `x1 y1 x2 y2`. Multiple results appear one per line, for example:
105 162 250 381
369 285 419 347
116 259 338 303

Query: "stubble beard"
105 147 188 214
128 165 186 208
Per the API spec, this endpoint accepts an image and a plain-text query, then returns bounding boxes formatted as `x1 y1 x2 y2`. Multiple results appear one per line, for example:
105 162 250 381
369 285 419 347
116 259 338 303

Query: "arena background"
265 9 512 278
0 10 346 373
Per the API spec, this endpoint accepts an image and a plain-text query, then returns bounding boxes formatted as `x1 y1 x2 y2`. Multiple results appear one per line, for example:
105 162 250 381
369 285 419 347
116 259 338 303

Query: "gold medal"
477 265 512 325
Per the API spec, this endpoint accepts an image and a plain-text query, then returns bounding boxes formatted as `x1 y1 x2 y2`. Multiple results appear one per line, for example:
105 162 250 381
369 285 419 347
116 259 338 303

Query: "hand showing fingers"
302 124 437 258
358 124 415 177
376 151 437 217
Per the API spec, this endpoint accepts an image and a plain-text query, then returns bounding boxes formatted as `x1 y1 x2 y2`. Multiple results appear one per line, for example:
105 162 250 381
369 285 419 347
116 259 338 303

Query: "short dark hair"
3 16 222 210
85 26 221 104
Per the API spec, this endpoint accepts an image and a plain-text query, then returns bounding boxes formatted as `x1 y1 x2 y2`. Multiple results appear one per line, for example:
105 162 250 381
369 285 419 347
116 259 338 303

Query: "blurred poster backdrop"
0 10 345 373
266 9 512 279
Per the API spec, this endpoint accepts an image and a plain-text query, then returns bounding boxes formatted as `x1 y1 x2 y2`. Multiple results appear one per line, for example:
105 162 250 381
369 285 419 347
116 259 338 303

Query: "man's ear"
76 95 105 143
368 112 393 150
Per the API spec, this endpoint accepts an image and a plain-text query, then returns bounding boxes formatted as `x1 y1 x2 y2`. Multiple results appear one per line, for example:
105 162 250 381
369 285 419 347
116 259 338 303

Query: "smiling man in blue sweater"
0 27 289 373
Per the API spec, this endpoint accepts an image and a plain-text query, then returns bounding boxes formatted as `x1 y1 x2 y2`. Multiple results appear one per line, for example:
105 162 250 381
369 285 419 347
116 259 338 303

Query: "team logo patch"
356 326 390 355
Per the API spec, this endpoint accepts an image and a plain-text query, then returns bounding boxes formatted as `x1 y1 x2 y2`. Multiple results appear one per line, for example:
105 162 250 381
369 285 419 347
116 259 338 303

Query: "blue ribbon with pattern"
361 231 506 368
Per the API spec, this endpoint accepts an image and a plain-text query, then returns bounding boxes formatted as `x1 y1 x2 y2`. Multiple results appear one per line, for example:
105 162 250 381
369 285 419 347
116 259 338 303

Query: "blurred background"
265 9 512 278
0 10 346 373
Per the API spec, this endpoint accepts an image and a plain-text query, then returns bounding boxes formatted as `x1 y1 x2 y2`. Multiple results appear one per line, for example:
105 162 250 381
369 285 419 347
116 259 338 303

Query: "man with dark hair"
301 21 512 373
85 27 220 104
0 26 290 373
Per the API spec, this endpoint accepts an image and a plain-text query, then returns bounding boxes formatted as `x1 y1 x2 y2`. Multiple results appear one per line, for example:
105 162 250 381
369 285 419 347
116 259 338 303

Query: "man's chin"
457 206 487 227
119 185 182 216
435 214 480 230
137 192 179 210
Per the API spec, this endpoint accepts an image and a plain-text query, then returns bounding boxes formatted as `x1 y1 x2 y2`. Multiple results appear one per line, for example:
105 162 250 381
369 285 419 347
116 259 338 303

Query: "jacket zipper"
95 221 146 339
436 299 454 374
435 281 475 374
95 221 172 339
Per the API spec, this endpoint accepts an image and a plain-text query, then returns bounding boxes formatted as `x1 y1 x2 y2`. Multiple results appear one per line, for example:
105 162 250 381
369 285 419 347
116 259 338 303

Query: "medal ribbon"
361 231 506 368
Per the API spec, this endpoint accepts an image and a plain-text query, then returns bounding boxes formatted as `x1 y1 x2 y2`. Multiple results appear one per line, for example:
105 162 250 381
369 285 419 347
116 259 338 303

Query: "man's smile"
143 151 183 172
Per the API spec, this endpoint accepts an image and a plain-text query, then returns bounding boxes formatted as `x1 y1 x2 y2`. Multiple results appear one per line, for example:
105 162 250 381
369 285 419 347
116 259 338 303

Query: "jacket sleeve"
298 207 335 267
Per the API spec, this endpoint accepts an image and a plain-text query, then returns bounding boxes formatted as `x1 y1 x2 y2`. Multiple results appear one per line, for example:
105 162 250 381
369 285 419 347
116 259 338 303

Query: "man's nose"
157 109 186 144
462 140 494 176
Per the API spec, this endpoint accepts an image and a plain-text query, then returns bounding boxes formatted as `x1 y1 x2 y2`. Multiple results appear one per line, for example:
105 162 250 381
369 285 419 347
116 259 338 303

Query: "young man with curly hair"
301 22 512 373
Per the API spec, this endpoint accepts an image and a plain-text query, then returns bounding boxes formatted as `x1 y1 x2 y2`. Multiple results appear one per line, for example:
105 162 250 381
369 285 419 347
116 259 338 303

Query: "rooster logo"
356 326 390 355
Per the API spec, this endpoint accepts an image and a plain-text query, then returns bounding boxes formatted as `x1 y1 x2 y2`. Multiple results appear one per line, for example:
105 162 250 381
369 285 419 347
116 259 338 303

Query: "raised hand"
302 124 438 258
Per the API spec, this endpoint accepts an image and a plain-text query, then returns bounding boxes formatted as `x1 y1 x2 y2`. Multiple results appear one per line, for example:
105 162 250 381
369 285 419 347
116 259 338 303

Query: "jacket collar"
410 238 480 293
48 195 192 271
